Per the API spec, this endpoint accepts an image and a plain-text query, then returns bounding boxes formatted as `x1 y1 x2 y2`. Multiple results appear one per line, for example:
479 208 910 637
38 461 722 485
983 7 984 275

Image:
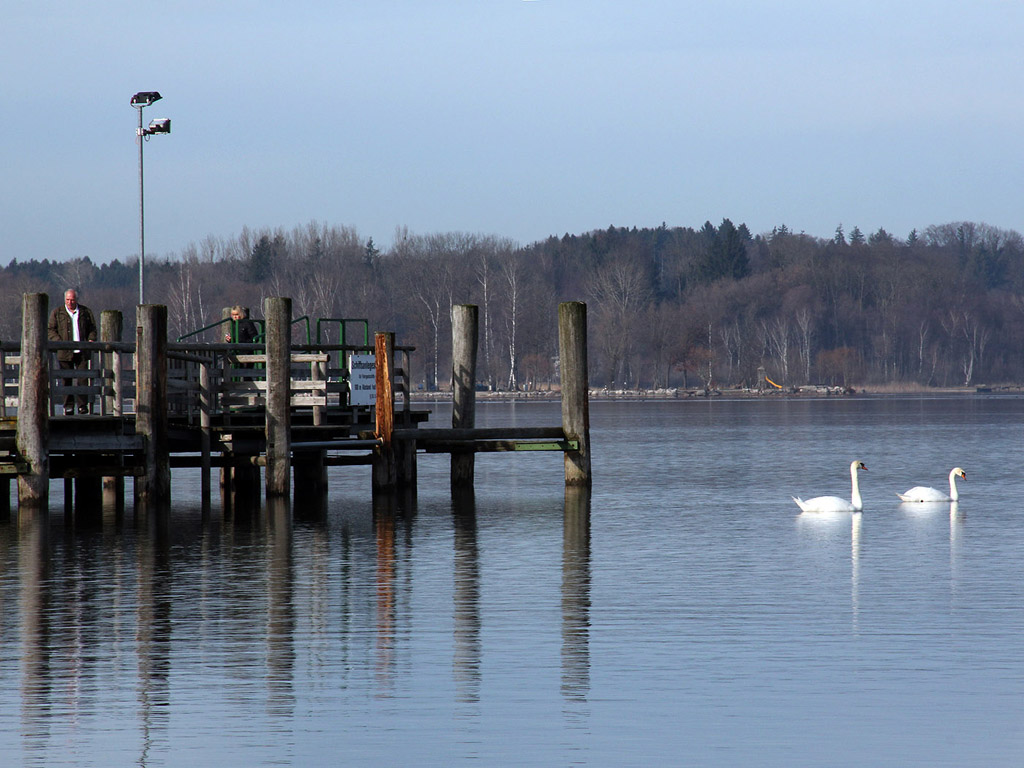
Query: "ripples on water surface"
1 395 1023 766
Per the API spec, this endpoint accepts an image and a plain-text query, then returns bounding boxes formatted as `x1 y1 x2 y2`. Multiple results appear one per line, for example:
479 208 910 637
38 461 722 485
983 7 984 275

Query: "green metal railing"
316 318 370 347
177 317 266 344
179 315 334 346
292 315 311 345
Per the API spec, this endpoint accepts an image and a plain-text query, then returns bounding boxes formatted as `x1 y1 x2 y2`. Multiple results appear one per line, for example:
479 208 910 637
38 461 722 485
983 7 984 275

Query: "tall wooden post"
264 297 291 499
101 311 123 415
100 310 124 512
0 344 7 519
559 302 591 488
372 332 396 492
295 355 327 505
199 361 212 513
393 347 417 489
135 304 170 508
451 304 478 488
17 293 50 514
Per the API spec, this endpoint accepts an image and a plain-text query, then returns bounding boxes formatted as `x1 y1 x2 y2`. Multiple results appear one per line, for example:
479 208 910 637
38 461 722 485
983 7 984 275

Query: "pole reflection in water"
18 517 50 757
372 492 414 694
265 497 295 718
451 487 481 704
136 514 172 765
561 486 591 705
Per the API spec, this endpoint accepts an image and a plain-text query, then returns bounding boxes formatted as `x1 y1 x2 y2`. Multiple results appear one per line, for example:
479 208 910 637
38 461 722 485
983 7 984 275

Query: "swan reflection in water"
795 509 862 631
898 499 965 604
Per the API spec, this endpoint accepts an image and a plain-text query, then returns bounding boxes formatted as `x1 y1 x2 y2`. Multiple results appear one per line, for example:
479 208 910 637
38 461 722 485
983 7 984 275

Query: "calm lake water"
2 395 1023 767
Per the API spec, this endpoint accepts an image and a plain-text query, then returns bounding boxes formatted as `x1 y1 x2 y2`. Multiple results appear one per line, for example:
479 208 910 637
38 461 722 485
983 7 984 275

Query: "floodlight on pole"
131 91 170 305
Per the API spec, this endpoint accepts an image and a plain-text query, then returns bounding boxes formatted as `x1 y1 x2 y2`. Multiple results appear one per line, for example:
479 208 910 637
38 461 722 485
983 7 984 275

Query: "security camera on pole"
131 91 171 305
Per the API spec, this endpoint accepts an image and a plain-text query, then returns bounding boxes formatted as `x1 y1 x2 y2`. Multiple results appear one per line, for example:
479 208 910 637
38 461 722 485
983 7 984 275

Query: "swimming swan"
793 460 867 513
897 467 966 502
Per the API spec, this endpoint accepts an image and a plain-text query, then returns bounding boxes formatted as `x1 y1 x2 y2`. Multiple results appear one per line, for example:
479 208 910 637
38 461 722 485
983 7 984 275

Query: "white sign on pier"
349 354 376 406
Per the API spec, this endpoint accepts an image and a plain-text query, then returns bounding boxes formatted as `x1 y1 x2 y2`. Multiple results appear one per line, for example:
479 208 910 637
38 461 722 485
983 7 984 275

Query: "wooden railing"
0 340 414 421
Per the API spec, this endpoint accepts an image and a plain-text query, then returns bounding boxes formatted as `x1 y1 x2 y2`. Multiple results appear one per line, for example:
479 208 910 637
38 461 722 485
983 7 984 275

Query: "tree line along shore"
2 218 1022 392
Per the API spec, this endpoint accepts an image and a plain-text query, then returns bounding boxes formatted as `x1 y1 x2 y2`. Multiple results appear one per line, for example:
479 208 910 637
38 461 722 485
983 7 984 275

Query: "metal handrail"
292 315 311 345
316 318 370 346
177 317 266 344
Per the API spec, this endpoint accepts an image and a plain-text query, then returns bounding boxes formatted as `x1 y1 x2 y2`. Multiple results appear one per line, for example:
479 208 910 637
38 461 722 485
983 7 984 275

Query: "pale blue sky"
2 0 1021 264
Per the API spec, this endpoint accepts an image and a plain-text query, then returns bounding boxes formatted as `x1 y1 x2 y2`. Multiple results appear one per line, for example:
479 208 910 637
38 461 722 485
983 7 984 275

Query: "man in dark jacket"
225 305 258 345
47 288 98 414
225 305 258 369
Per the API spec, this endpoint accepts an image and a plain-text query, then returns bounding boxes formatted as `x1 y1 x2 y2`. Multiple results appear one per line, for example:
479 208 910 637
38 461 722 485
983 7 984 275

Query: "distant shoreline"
410 384 1023 403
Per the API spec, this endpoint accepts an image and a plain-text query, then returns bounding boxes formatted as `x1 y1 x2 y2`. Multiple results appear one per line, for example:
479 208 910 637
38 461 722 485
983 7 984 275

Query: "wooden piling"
559 302 591 488
135 304 170 507
295 344 327 502
1 337 9 520
101 311 123 415
264 297 291 499
393 348 417 490
199 361 212 511
451 304 478 488
0 342 7 520
16 293 49 513
100 310 124 511
372 332 396 492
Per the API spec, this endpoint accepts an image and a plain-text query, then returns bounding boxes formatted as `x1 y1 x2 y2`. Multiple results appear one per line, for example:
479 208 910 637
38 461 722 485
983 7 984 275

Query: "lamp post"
130 91 170 305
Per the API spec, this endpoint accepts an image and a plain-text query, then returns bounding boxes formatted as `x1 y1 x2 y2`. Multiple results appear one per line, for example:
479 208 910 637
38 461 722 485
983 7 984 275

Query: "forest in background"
2 219 1022 391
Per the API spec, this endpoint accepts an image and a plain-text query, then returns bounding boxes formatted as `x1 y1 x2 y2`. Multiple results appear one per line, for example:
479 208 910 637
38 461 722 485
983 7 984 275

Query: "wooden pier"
0 295 591 520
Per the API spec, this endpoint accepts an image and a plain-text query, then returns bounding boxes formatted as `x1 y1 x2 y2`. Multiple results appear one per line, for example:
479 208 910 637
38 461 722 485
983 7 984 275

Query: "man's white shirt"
66 306 81 351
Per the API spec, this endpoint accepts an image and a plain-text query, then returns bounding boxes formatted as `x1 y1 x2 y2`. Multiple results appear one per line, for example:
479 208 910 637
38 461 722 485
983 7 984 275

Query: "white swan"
793 460 867 513
897 467 966 502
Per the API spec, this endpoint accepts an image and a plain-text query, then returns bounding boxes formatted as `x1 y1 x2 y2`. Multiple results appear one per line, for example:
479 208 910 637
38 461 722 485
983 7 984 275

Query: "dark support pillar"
294 451 327 510
74 474 103 523
451 304 478 489
135 304 170 509
264 297 291 499
17 293 49 515
372 332 396 493
559 302 591 488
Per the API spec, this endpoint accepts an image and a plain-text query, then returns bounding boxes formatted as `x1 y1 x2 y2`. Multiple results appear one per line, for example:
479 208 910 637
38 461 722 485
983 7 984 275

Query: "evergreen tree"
364 237 380 269
868 227 893 246
695 219 751 283
248 235 274 283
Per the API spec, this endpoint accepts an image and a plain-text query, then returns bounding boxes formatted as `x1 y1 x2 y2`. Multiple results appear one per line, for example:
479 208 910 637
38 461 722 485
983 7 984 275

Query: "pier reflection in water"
5 396 1024 767
0 470 590 766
